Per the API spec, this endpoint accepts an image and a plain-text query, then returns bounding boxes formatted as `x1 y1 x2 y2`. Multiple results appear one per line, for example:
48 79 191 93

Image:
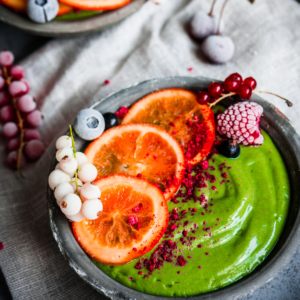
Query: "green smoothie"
93 129 290 297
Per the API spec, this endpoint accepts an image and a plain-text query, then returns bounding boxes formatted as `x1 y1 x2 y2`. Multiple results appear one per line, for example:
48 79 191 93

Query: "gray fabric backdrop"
1 0 300 299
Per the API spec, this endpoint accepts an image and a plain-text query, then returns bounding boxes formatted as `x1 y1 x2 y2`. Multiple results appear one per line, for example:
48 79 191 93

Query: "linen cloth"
1 0 300 299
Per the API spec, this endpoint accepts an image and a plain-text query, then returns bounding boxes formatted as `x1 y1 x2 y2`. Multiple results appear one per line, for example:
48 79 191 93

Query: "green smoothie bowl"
47 76 300 300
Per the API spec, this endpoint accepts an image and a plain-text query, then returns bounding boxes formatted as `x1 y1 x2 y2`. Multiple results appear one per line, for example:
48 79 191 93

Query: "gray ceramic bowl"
0 0 146 37
47 76 300 300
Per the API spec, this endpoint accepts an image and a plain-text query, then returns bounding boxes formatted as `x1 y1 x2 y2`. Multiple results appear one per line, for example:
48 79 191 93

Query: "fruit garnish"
217 101 264 146
72 174 169 265
84 123 185 201
27 0 59 23
217 139 240 158
58 0 132 11
121 89 215 165
103 112 118 130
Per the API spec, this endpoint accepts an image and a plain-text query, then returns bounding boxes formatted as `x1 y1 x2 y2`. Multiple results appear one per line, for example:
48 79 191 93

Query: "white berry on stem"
59 155 78 174
48 169 70 190
56 135 72 150
60 193 82 216
78 163 97 183
54 182 74 205
80 183 101 201
75 152 88 168
81 199 103 220
66 210 85 222
56 147 73 162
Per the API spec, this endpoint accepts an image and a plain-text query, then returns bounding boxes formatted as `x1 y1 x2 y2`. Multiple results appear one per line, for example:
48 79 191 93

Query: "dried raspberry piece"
127 215 138 225
216 101 264 146
115 106 128 119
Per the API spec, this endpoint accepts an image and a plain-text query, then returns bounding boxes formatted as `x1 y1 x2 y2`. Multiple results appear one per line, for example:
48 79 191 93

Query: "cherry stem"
253 90 293 107
3 66 25 178
69 125 80 195
217 0 229 35
208 0 217 17
209 92 235 108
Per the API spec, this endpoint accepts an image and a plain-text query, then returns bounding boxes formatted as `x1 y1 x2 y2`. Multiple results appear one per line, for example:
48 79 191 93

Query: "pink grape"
9 65 24 80
17 94 36 113
0 76 5 90
7 151 26 168
0 51 14 67
0 91 9 106
26 110 43 127
24 140 45 161
0 105 14 123
2 122 19 138
24 128 40 141
21 79 30 93
8 81 28 97
8 137 20 151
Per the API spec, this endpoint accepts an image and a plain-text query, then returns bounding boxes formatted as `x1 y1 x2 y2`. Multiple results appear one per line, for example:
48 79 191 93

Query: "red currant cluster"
197 73 292 108
0 51 45 177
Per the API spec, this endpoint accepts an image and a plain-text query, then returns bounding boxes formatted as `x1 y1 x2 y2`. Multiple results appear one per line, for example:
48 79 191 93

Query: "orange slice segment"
72 174 169 265
122 88 216 165
58 0 132 11
85 123 185 201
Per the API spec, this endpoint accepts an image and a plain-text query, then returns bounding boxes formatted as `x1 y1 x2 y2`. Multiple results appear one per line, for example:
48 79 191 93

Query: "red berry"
224 75 241 92
228 73 243 83
237 84 252 100
208 82 223 98
197 91 211 105
243 77 257 90
7 151 26 168
0 51 14 67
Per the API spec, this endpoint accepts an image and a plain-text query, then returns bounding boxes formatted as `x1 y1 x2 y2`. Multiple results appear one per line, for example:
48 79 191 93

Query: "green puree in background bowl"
93 123 290 296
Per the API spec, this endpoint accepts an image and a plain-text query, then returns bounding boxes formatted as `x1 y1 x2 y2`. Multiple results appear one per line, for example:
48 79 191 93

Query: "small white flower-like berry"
60 155 78 174
70 178 83 193
49 170 70 190
75 152 88 168
81 199 103 220
54 182 74 205
56 147 73 162
56 135 72 150
55 163 74 177
66 210 85 222
60 194 82 216
78 163 97 183
80 183 101 201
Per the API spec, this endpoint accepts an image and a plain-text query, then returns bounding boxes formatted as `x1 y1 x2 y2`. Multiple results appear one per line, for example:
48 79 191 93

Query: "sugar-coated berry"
208 82 223 98
78 163 97 183
80 183 101 201
70 178 83 193
60 193 82 216
0 105 14 122
224 75 241 92
197 91 211 105
201 35 235 64
237 84 252 100
7 151 26 168
75 152 87 168
48 169 70 190
0 91 9 106
26 110 43 127
8 81 27 97
0 76 5 90
81 199 103 220
7 138 20 151
54 182 74 205
21 79 30 93
0 51 14 67
56 135 72 150
103 112 118 130
66 210 85 222
243 77 257 90
60 155 78 174
24 140 45 161
218 139 240 159
2 122 19 138
17 94 36 113
56 147 73 162
9 65 24 80
27 0 59 23
24 128 40 141
73 108 105 141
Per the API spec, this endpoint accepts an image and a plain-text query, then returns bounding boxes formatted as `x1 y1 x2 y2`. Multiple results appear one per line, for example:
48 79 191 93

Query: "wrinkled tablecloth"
1 0 300 299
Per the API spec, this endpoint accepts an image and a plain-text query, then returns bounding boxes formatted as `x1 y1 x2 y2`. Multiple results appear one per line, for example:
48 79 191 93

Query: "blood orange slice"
58 0 131 11
72 174 169 265
122 88 215 165
85 123 185 201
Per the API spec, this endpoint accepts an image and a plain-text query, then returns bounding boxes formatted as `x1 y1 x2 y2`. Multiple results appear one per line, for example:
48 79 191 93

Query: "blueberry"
103 112 118 130
190 10 224 40
201 35 235 64
73 109 105 141
218 139 240 159
27 0 59 23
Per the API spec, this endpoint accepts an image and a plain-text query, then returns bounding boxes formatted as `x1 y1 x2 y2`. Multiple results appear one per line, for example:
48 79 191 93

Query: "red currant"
228 73 243 83
224 76 241 92
197 91 211 105
237 84 252 100
243 77 257 90
208 82 223 98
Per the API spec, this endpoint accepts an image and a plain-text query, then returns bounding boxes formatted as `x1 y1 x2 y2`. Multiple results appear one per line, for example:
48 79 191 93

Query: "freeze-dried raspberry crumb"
104 79 110 85
115 106 128 119
127 215 138 225
137 173 142 178
132 203 143 212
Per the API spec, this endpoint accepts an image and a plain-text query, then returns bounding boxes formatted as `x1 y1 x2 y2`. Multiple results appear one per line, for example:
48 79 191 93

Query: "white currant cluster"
48 131 103 222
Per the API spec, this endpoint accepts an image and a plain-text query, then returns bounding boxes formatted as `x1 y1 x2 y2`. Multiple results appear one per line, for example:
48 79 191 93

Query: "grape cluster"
0 51 45 175
48 128 103 222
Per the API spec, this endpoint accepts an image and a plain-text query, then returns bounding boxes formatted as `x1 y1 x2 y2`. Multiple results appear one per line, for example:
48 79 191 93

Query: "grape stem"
2 66 25 178
208 0 217 17
69 125 81 195
216 0 229 36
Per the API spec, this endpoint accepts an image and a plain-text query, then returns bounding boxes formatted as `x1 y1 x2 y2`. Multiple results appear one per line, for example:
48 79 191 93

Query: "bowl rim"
0 0 146 38
47 76 300 300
